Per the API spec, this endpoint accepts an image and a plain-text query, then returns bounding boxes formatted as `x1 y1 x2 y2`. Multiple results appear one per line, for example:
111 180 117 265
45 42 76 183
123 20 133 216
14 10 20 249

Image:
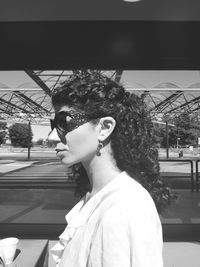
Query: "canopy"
0 70 200 125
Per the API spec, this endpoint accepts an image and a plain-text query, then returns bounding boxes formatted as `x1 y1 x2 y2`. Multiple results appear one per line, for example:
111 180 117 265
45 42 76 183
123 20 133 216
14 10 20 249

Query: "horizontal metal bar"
0 88 43 92
126 88 200 91
1 88 200 92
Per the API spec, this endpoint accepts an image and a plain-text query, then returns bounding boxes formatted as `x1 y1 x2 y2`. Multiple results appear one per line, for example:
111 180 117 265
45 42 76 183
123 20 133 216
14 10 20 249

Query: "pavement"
0 157 195 175
160 190 200 224
0 189 199 224
0 151 199 226
0 160 36 174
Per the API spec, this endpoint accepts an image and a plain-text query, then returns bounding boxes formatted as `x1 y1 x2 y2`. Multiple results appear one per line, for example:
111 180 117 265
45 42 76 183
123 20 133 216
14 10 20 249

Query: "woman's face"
48 105 100 166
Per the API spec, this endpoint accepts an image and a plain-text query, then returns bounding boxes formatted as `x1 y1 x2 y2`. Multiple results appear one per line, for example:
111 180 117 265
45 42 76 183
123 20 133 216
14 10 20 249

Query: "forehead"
54 105 75 114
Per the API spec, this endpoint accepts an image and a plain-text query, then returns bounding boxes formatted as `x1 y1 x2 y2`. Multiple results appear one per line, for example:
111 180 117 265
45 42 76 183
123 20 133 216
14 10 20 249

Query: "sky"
31 125 51 141
121 70 200 88
1 70 200 141
0 70 200 90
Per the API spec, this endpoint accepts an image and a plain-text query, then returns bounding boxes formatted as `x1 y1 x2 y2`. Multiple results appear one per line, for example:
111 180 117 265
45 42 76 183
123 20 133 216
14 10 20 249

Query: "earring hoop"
96 140 103 156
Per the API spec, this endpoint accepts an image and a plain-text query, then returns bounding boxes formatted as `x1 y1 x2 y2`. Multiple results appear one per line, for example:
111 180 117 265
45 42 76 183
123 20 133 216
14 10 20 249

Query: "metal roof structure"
0 70 122 125
0 70 200 125
130 85 200 122
1 0 200 22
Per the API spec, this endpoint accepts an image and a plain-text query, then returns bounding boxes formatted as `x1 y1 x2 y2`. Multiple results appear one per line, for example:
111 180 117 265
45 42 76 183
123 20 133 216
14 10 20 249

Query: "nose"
48 128 60 142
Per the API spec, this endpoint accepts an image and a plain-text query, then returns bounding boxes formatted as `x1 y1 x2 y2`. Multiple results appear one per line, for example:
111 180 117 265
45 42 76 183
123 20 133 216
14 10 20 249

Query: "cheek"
66 126 98 155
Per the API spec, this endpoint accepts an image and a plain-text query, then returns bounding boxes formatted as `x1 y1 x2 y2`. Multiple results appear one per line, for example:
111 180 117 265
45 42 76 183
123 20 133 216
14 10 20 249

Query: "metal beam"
151 91 183 112
115 70 123 83
25 70 52 96
0 97 28 113
168 95 200 113
0 89 44 92
14 91 50 113
52 71 64 90
188 104 200 113
0 107 13 115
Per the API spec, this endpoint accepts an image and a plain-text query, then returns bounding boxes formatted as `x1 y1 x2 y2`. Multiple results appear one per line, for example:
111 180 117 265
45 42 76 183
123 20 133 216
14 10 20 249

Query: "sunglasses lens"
56 128 65 140
50 113 69 141
56 113 68 131
51 111 93 140
50 119 55 131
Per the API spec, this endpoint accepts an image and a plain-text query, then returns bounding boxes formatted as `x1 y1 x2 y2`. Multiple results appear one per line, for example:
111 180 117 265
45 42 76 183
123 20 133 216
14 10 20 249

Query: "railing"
0 158 199 191
0 178 76 189
159 159 195 192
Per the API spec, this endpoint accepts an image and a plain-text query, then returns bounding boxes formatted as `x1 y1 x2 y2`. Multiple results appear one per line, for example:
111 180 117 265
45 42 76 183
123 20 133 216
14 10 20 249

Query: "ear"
98 117 116 142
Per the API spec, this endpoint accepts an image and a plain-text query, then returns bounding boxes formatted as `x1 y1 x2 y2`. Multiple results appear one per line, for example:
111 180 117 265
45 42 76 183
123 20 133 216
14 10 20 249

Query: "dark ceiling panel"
0 21 200 70
0 0 199 21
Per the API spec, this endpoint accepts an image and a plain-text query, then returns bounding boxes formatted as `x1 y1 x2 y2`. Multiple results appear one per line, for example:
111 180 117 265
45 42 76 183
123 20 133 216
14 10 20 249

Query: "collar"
64 171 129 228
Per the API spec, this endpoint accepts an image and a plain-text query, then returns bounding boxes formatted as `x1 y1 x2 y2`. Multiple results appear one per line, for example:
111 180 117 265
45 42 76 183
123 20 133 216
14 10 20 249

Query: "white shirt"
51 171 163 267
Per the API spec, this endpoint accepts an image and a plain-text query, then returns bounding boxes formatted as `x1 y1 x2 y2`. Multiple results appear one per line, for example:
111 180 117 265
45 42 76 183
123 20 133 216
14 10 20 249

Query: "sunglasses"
50 111 98 141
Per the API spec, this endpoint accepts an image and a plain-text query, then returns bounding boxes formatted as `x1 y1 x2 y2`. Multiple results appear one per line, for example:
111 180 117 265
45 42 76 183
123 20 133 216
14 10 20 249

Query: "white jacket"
51 171 163 267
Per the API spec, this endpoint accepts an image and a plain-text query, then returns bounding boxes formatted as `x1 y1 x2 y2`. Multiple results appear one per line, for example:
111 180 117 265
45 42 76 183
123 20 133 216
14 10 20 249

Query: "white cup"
0 237 19 265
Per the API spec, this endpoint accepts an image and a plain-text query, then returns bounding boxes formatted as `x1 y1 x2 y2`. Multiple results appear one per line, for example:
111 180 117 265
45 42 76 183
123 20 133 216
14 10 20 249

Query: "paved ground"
0 160 36 174
0 161 68 179
0 154 197 190
0 188 199 224
0 150 199 226
0 152 196 176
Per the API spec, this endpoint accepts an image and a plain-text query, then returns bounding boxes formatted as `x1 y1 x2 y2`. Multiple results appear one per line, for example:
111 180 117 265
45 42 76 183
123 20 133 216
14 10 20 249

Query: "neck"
82 145 121 197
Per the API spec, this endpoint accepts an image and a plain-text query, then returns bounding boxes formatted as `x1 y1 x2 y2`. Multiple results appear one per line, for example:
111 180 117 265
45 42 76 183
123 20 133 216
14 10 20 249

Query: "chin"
61 159 73 167
60 157 79 167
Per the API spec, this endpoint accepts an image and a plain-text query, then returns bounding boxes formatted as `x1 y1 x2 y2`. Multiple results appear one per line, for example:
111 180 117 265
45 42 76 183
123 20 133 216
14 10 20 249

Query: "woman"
49 71 163 267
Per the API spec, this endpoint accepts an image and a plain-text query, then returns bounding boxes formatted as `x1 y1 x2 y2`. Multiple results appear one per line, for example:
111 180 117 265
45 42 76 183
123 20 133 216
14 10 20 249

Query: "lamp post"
27 120 31 160
153 116 174 159
177 137 180 150
166 120 169 158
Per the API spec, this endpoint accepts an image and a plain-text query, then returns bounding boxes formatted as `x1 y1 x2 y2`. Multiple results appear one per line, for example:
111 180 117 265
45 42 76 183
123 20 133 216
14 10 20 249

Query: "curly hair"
52 70 175 213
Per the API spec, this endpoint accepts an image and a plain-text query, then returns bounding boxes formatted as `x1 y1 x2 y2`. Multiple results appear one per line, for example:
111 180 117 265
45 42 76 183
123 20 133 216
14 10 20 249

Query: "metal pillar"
166 120 169 158
28 120 31 160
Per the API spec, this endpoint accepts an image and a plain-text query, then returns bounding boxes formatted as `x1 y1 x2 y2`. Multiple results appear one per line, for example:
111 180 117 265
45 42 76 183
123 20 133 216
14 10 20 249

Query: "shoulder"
115 173 157 213
100 173 161 229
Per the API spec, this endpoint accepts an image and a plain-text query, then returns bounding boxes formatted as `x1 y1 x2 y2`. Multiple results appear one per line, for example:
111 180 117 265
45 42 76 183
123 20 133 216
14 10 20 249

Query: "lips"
56 150 68 160
56 149 68 156
55 149 67 153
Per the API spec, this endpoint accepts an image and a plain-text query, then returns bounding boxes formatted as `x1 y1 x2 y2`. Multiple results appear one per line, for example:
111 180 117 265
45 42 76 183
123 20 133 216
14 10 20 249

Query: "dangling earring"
96 140 103 156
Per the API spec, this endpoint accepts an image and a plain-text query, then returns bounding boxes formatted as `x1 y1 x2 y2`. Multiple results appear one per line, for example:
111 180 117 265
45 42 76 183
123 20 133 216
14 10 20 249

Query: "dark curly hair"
52 70 175 213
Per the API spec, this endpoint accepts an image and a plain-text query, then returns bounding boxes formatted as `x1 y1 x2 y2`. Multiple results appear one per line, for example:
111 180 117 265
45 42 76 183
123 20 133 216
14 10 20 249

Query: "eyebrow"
56 111 72 117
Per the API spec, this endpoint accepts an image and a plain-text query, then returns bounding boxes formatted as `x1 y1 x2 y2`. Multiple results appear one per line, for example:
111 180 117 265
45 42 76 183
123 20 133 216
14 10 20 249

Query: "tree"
8 123 33 147
152 123 166 148
35 138 44 146
173 113 200 147
0 121 7 145
154 113 200 148
46 139 57 148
